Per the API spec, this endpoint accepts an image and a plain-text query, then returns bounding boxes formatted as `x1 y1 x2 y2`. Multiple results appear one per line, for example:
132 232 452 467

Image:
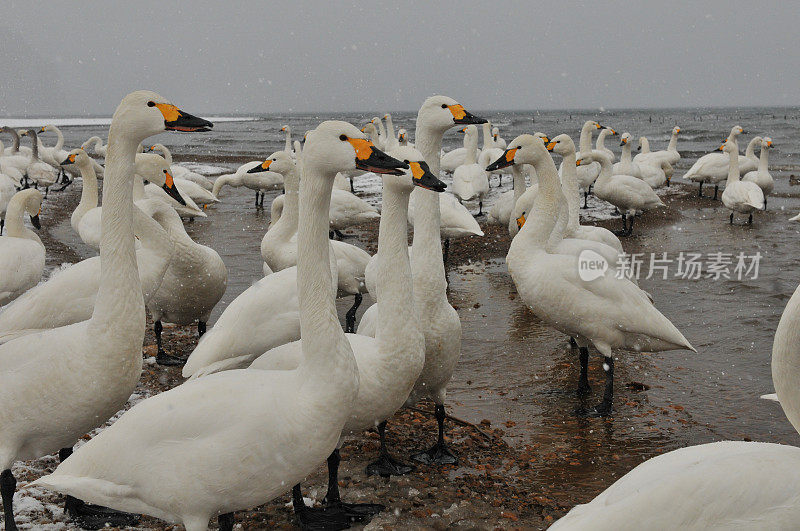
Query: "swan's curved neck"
7 129 21 153
77 162 99 212
90 123 144 332
596 129 609 151
726 149 740 186
132 202 172 302
578 122 595 154
745 138 759 159
212 174 239 196
376 119 386 140
773 286 800 435
668 131 679 152
594 154 613 187
560 150 581 234
51 126 65 151
384 115 395 141
464 131 479 164
759 145 769 172
28 133 40 161
133 174 146 201
547 188 570 250
151 204 194 245
620 141 633 164
270 167 299 239
512 164 526 205
412 120 447 298
482 122 492 150
4 196 40 244
284 128 292 152
155 144 172 166
297 156 354 380
510 155 560 253
640 137 650 154
376 182 418 358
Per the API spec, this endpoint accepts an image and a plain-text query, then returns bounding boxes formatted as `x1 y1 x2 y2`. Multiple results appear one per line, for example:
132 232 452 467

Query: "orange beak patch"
409 161 425 180
346 138 375 161
68 154 76 163
545 141 556 152
504 148 518 162
260 159 273 170
164 170 175 189
576 159 582 166
155 103 182 123
516 212 526 229
448 104 467 121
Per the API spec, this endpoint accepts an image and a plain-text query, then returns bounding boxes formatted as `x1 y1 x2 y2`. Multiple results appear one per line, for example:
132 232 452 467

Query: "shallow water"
9 106 800 515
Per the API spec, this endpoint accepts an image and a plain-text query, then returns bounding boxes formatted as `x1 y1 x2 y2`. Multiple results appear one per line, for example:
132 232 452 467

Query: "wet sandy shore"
14 171 800 530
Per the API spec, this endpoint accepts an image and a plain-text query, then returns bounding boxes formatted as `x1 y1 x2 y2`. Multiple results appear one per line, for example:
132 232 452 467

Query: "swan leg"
323 449 384 518
0 219 4 235
254 191 259 207
713 184 719 200
474 201 484 217
259 192 265 207
1 469 17 531
60 447 140 529
748 213 753 225
614 214 627 236
582 191 589 209
764 197 768 210
730 212 734 224
411 404 458 466
218 512 234 531
349 177 355 194
698 182 704 197
443 239 450 265
154 320 184 366
345 293 362 333
577 347 591 395
292 483 358 531
198 320 207 338
365 421 415 477
626 215 635 236
333 230 352 240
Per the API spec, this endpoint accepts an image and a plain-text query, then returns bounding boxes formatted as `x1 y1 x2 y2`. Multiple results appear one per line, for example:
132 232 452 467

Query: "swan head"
729 125 744 139
620 132 633 146
764 137 774 149
111 90 212 142
60 148 91 167
249 151 295 176
389 146 446 193
304 121 407 176
637 136 649 152
17 189 43 229
39 125 57 134
134 153 186 206
463 124 479 140
397 129 408 145
418 95 486 132
721 140 737 155
486 134 549 171
362 122 379 138
280 125 291 133
544 134 576 158
672 126 681 135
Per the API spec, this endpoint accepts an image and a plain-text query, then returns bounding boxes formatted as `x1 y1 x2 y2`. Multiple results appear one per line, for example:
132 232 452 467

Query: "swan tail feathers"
33 474 136 503
760 393 779 402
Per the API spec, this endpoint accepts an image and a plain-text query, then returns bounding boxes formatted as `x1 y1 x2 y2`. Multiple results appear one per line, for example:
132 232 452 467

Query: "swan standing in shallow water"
742 136 774 207
62 149 98 235
3 90 212 530
684 125 743 198
486 134 693 415
550 273 800 530
594 126 617 162
720 139 764 224
451 124 489 215
35 121 406 531
21 129 59 196
0 189 44 307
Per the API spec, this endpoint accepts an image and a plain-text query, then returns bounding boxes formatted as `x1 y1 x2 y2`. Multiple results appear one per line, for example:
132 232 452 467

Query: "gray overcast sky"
1 1 798 116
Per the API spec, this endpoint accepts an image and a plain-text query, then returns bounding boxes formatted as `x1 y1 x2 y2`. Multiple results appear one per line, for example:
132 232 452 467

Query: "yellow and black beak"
718 144 725 151
545 141 557 152
447 104 487 125
540 135 550 144
153 102 213 132
247 159 272 173
767 140 774 148
609 128 618 135
620 139 627 146
60 153 77 165
486 148 517 171
516 212 526 230
162 170 186 205
576 159 583 166
30 208 41 229
409 160 446 192
346 138 408 175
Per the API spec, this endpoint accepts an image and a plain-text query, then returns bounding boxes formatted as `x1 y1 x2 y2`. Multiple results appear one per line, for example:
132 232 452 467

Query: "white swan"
148 143 214 191
81 135 107 158
614 133 667 188
550 274 800 530
593 150 665 236
383 113 400 151
145 199 227 366
488 133 693 415
480 122 505 182
440 127 479 174
34 120 403 531
0 174 17 235
0 127 31 157
408 189 483 263
0 198 173 343
487 162 528 227
492 126 506 149
280 124 293 153
20 129 59 195
559 121 604 208
4 91 212 530
742 137 774 207
250 146 443 517
0 142 26 187
635 126 681 168
211 160 283 207
397 128 410 147
0 189 44 306
684 125 744 198
451 124 489 214
720 139 764 224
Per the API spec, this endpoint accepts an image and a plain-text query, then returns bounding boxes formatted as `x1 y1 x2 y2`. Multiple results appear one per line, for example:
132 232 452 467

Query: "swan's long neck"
412 121 448 302
560 150 581 234
90 125 144 334
594 154 613 188
547 187 570 251
28 132 40 161
212 174 237 197
270 166 299 240
284 128 292 152
9 129 21 153
726 148 740 186
759 145 769 172
53 126 65 151
156 144 173 166
668 131 679 152
578 122 594 155
77 162 99 212
510 155 560 253
4 195 39 243
620 141 633 165
640 137 651 154
512 164 526 206
384 115 395 141
376 119 386 141
464 130 478 164
132 202 172 302
297 157 355 383
376 181 420 369
596 129 608 152
745 138 759 159
773 286 800 435
133 174 146 201
482 122 492 151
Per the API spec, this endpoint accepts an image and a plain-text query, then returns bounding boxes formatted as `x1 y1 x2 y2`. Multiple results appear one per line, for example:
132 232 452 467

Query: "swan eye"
163 169 167 174
441 104 448 109
339 134 347 141
147 101 155 107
